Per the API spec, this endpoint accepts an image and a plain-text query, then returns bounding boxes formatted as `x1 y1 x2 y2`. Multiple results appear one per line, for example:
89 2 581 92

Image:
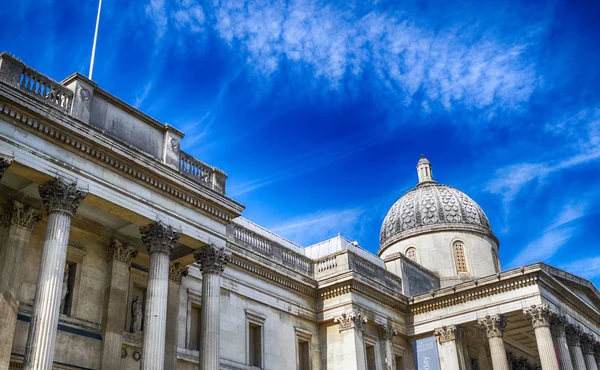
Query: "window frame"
295 327 313 370
60 244 86 319
404 246 419 264
186 289 202 352
245 309 266 369
451 240 469 274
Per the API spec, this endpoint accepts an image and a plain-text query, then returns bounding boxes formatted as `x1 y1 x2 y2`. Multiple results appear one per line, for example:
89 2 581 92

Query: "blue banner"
412 336 441 370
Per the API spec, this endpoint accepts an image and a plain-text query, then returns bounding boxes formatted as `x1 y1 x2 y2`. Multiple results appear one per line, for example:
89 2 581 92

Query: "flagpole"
88 0 103 80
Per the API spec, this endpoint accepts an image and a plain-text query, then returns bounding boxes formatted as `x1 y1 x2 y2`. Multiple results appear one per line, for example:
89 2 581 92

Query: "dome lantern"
417 155 434 184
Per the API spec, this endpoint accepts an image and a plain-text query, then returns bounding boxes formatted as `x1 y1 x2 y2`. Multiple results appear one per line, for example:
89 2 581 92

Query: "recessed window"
395 355 404 370
405 247 418 263
249 323 262 367
453 241 468 273
295 327 312 370
61 262 77 316
188 304 201 350
366 344 377 370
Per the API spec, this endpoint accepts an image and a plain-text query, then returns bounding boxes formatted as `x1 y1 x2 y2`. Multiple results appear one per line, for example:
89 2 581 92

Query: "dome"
379 156 494 250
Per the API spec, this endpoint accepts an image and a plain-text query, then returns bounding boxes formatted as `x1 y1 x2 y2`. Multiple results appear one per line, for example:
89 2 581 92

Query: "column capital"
334 311 367 333
193 244 231 274
378 324 398 341
169 262 188 283
581 334 595 355
0 155 13 179
107 239 138 265
38 178 87 216
523 304 551 329
434 325 462 343
549 312 567 338
565 324 583 346
594 342 600 359
6 200 41 230
478 314 507 338
140 221 180 255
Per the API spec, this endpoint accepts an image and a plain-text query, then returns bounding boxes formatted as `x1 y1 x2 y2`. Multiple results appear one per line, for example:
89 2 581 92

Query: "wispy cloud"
134 81 154 108
560 256 600 281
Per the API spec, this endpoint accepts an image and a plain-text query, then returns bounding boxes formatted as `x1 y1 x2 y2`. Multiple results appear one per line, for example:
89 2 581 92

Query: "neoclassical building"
0 52 598 370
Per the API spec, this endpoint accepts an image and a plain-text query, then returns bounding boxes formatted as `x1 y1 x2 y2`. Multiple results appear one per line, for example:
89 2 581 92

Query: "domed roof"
379 156 493 249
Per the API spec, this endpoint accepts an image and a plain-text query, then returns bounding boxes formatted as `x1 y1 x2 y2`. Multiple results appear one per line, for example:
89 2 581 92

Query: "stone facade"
0 52 598 370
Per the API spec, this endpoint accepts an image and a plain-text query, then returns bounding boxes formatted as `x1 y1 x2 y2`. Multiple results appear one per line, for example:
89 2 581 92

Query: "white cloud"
509 227 574 268
134 81 154 108
560 256 600 281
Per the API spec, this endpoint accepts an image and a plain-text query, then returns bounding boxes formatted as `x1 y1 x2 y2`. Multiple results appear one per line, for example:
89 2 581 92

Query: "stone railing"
0 53 73 112
229 224 314 277
179 151 227 195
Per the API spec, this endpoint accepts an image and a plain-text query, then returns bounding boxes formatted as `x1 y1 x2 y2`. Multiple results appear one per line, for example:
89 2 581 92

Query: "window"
61 262 77 315
395 355 404 370
453 241 468 273
295 327 312 370
405 247 417 262
245 309 266 368
188 304 201 350
365 344 377 370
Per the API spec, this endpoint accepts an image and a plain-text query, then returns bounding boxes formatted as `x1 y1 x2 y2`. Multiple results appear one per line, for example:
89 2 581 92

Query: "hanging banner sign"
412 336 441 370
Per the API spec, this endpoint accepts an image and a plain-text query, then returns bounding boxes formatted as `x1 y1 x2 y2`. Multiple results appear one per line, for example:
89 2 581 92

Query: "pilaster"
378 324 398 370
24 178 86 370
478 315 509 370
333 310 368 370
100 239 137 369
164 262 187 370
549 313 573 370
435 325 467 370
194 244 230 370
523 304 559 370
0 201 40 370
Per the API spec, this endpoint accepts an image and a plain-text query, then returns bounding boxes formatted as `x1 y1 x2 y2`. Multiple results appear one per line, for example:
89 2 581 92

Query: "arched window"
453 241 468 273
405 247 418 262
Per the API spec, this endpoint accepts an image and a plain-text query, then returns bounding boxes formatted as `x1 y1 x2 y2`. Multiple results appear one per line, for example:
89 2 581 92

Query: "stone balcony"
0 52 227 195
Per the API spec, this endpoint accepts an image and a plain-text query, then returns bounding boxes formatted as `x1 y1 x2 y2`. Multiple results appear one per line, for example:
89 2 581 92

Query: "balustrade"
179 151 227 194
19 68 73 112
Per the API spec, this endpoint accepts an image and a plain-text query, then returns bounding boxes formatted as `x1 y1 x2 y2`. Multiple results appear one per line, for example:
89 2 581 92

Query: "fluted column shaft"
0 201 40 370
550 314 574 370
164 263 187 370
566 325 586 370
139 221 180 370
581 336 599 370
523 305 560 370
23 179 86 370
195 244 231 370
478 315 510 370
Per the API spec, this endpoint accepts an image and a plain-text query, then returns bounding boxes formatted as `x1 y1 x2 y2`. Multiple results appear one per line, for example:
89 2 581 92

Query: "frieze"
0 102 236 222
6 200 41 230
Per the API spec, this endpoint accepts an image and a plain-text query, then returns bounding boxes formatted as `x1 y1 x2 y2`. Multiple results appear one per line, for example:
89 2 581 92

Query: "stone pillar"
23 178 87 370
0 201 41 370
100 239 138 370
378 324 398 370
194 244 231 370
435 325 467 370
581 335 599 370
523 304 560 370
164 262 187 370
0 156 12 180
139 221 180 370
334 311 368 370
550 313 574 370
565 324 586 370
478 315 510 370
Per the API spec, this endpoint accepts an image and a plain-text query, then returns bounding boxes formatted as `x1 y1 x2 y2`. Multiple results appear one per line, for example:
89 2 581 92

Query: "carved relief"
478 315 506 338
6 200 41 230
169 262 188 283
38 178 87 216
139 221 180 255
378 324 398 341
107 239 138 265
0 155 13 180
523 304 550 329
435 325 462 343
334 311 367 332
193 244 231 274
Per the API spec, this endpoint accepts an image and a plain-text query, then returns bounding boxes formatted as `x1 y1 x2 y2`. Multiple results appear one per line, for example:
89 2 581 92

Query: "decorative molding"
140 221 180 255
549 312 567 338
478 315 506 339
0 101 239 222
38 177 87 216
107 239 138 265
565 324 583 347
378 324 398 341
6 200 41 230
245 309 266 325
169 262 188 283
334 311 367 332
0 154 12 179
434 325 462 343
523 304 551 329
193 244 231 274
294 327 313 342
317 281 406 310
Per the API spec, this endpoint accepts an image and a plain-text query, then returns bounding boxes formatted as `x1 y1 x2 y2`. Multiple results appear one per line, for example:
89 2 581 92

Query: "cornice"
317 280 408 311
0 98 241 223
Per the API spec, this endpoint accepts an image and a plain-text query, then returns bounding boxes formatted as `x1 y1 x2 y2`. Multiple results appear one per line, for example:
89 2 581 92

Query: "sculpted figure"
60 264 70 313
131 296 143 334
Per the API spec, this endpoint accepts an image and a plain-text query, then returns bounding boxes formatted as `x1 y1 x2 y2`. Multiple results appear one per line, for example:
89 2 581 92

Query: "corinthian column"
435 325 467 370
0 201 41 370
594 343 600 370
581 335 599 370
164 262 187 370
523 304 560 370
100 239 138 369
23 178 87 370
194 244 231 370
379 324 398 370
0 155 12 180
550 313 574 370
139 221 180 370
334 311 368 370
566 324 586 370
478 315 509 370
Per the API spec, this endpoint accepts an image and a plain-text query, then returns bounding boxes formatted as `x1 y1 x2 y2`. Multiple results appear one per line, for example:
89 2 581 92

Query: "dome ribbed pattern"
380 182 491 247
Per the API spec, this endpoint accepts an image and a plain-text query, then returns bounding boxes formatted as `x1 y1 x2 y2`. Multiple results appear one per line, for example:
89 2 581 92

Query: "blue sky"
2 0 600 285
